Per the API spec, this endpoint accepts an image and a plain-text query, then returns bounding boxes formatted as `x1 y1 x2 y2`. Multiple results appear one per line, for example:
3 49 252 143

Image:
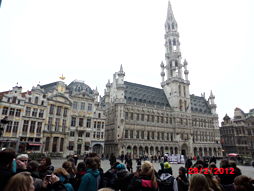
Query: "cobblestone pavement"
52 159 254 177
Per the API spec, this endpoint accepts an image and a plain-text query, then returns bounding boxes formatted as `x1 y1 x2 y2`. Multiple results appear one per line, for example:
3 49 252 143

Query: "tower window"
179 99 183 111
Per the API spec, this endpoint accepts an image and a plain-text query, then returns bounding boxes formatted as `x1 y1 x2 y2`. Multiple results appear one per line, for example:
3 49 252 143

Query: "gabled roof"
124 81 170 108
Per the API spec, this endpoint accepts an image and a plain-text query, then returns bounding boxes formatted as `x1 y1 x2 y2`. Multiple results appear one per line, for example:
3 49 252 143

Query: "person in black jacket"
115 163 133 191
0 148 16 191
38 157 54 179
176 167 189 191
109 153 117 167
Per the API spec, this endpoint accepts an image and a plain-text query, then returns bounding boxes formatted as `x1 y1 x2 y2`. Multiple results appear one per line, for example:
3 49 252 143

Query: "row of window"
192 118 213 128
221 128 254 135
20 137 41 142
22 120 42 134
25 107 44 118
72 101 93 111
5 96 21 105
124 130 174 141
70 131 90 138
2 107 21 117
71 117 92 128
49 105 68 116
125 112 175 124
93 121 104 130
93 131 104 139
27 96 45 106
7 96 45 106
44 137 64 152
47 117 67 132
5 121 19 133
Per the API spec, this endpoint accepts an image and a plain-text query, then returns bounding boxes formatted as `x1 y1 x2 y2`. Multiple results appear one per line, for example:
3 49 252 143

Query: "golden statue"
59 74 66 81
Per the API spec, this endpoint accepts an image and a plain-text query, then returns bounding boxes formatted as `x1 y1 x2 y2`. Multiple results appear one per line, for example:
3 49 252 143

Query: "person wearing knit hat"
116 163 126 170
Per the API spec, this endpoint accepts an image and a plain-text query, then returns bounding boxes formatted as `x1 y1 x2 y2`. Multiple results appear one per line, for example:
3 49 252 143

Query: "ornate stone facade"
220 108 254 158
0 80 105 157
103 1 222 158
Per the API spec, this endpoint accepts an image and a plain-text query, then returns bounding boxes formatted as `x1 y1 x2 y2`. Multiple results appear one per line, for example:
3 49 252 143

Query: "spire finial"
120 64 123 72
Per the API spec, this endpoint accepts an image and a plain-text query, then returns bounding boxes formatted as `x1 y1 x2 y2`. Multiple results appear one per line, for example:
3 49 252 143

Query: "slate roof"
124 81 170 108
190 94 211 114
67 80 94 96
40 81 60 92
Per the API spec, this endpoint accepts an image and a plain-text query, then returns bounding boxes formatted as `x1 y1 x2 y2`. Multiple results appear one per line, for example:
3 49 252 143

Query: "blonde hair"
141 161 157 188
4 171 33 191
54 167 69 177
189 174 210 191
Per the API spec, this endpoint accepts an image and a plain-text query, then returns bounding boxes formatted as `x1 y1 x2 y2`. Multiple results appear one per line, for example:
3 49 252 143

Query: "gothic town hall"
103 1 222 158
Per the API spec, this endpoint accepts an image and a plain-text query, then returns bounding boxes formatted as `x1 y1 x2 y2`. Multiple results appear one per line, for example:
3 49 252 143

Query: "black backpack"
159 173 175 191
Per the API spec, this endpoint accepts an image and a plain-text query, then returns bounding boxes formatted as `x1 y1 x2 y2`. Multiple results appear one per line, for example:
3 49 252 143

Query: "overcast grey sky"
0 0 253 122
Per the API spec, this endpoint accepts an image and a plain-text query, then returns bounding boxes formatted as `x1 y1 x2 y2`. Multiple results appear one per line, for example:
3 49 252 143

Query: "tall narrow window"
39 109 44 118
56 106 62 116
15 109 21 117
49 105 55 114
55 118 60 131
87 104 93 111
23 120 29 132
79 118 84 127
71 117 76 127
63 108 68 117
125 130 128 138
9 108 15 116
12 97 17 104
6 121 13 132
179 99 183 111
12 122 19 133
32 108 38 117
30 121 36 133
136 131 139 139
86 118 91 128
2 107 8 115
125 112 128 120
36 122 42 133
179 85 181 96
81 103 85 110
34 97 39 104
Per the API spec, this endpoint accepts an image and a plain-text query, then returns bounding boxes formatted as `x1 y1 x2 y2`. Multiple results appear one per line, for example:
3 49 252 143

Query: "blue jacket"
78 168 100 191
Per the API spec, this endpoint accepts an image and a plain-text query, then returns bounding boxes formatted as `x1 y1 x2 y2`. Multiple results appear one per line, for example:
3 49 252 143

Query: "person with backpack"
158 162 178 191
115 163 133 191
128 161 158 191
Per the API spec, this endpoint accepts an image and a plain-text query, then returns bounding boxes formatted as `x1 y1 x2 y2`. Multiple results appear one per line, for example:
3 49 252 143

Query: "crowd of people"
0 148 253 191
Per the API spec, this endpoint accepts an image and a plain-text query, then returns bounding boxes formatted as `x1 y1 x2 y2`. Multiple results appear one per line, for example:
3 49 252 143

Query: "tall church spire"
165 1 178 33
161 1 191 112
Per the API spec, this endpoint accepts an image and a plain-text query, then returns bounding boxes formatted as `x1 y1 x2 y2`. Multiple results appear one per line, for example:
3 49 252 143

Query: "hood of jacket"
86 168 100 177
